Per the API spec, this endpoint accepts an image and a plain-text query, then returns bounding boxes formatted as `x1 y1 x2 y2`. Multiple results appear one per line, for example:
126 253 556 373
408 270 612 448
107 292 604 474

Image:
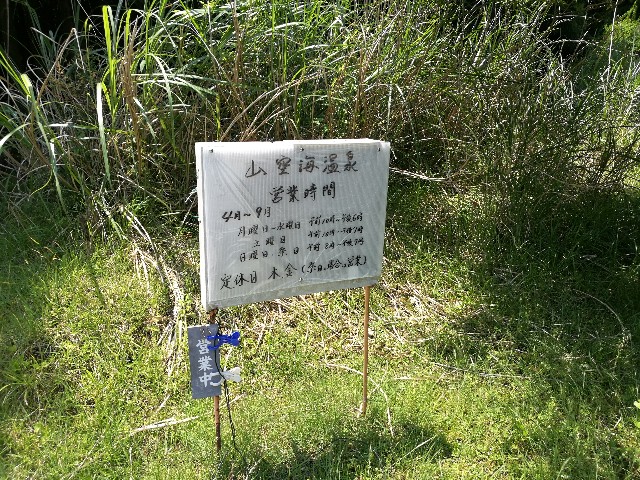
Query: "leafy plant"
1 0 636 239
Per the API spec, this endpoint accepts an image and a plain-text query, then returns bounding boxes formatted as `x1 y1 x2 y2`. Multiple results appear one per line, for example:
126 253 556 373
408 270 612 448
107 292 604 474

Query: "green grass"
2 0 638 234
1 0 639 478
1 175 639 479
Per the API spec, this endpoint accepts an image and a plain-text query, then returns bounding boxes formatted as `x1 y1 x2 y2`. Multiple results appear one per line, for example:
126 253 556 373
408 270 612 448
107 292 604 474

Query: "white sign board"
196 139 390 310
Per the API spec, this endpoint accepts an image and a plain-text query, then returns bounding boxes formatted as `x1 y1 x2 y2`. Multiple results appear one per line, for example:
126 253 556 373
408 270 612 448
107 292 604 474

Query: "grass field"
1 1 640 478
1 175 639 479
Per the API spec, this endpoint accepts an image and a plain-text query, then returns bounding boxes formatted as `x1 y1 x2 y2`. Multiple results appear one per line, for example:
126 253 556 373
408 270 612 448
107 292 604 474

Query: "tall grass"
0 0 638 247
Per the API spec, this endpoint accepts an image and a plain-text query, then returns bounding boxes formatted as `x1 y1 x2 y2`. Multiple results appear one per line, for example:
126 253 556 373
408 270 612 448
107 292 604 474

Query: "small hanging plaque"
187 324 222 399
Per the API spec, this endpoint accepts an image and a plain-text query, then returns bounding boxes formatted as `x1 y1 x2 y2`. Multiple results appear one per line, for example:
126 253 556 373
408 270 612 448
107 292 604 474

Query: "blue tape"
206 331 240 350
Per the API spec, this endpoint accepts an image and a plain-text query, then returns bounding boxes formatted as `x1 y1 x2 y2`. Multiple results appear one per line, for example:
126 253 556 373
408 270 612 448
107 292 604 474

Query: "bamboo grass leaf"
0 124 28 152
96 82 111 187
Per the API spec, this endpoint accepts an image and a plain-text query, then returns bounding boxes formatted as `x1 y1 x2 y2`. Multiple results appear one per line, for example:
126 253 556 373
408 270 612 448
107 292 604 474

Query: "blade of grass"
96 82 111 187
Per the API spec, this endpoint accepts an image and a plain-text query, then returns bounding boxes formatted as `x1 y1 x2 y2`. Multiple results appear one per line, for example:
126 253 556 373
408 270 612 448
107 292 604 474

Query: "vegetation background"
1 0 639 478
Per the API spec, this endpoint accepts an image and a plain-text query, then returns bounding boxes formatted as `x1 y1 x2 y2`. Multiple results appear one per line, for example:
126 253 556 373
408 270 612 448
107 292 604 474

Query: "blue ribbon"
206 331 240 350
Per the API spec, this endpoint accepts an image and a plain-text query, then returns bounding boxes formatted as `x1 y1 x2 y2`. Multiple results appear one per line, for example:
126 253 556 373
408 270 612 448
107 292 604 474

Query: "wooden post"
359 285 371 417
209 309 221 452
214 395 221 452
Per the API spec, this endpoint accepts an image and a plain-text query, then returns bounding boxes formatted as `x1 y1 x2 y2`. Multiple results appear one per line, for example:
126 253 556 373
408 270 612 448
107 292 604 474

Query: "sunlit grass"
1 175 639 478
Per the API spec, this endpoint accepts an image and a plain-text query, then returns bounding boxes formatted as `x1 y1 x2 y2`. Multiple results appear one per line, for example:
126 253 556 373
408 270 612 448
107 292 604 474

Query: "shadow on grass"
385 174 640 476
386 174 640 393
215 421 451 479
464 185 640 402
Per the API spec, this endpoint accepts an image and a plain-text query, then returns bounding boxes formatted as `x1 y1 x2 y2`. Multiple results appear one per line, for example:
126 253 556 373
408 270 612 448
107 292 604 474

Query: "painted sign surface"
196 139 390 310
187 324 222 399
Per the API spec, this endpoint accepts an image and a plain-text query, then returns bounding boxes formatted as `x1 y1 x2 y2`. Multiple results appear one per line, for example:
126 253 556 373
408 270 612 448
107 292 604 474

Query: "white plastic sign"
196 139 390 310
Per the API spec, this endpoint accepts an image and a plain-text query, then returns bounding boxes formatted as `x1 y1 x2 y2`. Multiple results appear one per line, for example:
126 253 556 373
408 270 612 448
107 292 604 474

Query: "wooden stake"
209 309 222 452
214 395 221 452
358 285 371 417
